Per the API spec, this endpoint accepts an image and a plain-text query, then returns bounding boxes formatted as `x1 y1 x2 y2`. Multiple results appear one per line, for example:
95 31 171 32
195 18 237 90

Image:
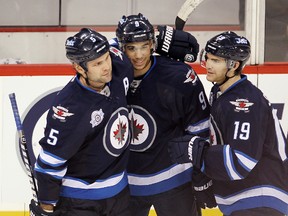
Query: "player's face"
85 51 112 88
205 53 229 84
124 40 153 77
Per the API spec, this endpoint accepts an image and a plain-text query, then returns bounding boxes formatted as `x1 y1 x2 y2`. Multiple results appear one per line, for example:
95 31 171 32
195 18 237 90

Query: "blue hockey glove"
155 25 199 62
192 169 217 209
168 135 209 169
29 199 60 216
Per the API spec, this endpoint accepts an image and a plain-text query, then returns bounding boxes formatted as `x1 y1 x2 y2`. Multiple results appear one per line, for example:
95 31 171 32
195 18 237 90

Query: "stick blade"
176 0 204 30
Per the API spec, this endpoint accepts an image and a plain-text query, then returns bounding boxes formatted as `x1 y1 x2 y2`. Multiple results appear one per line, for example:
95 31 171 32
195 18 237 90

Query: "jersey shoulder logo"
110 46 123 60
184 68 197 84
52 105 74 122
230 99 254 113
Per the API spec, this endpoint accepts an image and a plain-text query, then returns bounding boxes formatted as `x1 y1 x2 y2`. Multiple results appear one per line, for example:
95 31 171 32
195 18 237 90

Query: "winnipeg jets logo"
130 109 145 143
90 109 104 128
65 39 75 46
128 105 157 152
216 35 226 41
184 69 197 84
230 99 254 112
110 47 123 60
113 113 128 143
103 108 130 157
235 37 248 44
52 105 74 122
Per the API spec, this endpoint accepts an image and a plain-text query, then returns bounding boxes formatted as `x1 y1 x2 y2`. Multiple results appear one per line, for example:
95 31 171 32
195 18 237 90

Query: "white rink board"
0 74 287 210
258 74 288 134
1 76 72 210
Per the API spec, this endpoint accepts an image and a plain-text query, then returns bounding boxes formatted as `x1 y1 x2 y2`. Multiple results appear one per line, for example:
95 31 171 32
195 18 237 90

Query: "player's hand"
192 169 217 209
29 199 60 216
168 135 209 169
155 25 199 62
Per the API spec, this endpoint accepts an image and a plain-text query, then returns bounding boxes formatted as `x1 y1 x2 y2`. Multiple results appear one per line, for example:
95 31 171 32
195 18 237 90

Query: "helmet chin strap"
214 68 236 87
78 63 96 89
84 73 92 86
79 63 92 87
77 62 107 92
77 71 100 91
214 59 237 87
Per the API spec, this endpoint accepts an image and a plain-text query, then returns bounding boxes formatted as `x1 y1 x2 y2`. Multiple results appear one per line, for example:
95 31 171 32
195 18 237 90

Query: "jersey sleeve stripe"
34 162 67 179
185 118 209 135
223 145 243 180
235 150 257 172
39 148 66 167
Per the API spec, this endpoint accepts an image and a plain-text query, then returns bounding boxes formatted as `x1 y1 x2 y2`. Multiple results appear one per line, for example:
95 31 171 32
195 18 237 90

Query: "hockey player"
115 13 215 216
169 31 288 216
30 28 134 215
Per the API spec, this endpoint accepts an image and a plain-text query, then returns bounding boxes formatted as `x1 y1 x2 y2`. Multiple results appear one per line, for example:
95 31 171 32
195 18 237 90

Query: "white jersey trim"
215 185 288 205
224 145 243 180
62 171 126 189
128 163 192 186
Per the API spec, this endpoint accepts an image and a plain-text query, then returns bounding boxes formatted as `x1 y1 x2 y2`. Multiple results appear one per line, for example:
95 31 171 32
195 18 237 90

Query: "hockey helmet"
116 13 154 49
65 28 110 68
205 31 250 63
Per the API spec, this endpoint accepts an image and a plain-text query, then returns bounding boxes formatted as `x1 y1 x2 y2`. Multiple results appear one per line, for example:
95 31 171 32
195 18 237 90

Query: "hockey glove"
192 169 217 209
155 25 199 62
29 199 60 216
168 135 209 169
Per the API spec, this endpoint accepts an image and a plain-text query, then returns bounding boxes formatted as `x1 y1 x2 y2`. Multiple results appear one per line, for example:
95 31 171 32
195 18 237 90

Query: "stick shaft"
9 93 38 202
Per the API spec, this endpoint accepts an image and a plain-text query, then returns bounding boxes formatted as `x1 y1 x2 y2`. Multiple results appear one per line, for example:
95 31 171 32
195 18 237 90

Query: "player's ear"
228 60 240 70
73 63 87 77
233 61 240 70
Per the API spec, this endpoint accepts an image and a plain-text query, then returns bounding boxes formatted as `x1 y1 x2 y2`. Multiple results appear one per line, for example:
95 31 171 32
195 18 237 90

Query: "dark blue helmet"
116 13 154 49
65 28 110 69
205 31 251 63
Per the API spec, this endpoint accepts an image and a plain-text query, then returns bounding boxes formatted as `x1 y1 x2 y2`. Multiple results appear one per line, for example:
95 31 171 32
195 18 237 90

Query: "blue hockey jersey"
204 75 288 215
127 55 210 196
34 48 134 204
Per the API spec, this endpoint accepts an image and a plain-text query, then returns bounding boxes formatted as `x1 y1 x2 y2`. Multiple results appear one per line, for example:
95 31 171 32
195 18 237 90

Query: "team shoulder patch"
184 68 197 84
230 99 254 112
52 105 74 122
110 47 123 60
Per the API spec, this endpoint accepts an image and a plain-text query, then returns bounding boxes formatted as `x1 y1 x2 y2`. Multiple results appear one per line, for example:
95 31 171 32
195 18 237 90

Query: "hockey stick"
9 93 39 203
175 0 204 30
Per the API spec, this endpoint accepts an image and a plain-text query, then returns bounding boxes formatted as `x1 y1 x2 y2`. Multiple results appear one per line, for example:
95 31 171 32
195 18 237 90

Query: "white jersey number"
47 128 59 145
199 91 207 110
233 121 250 140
